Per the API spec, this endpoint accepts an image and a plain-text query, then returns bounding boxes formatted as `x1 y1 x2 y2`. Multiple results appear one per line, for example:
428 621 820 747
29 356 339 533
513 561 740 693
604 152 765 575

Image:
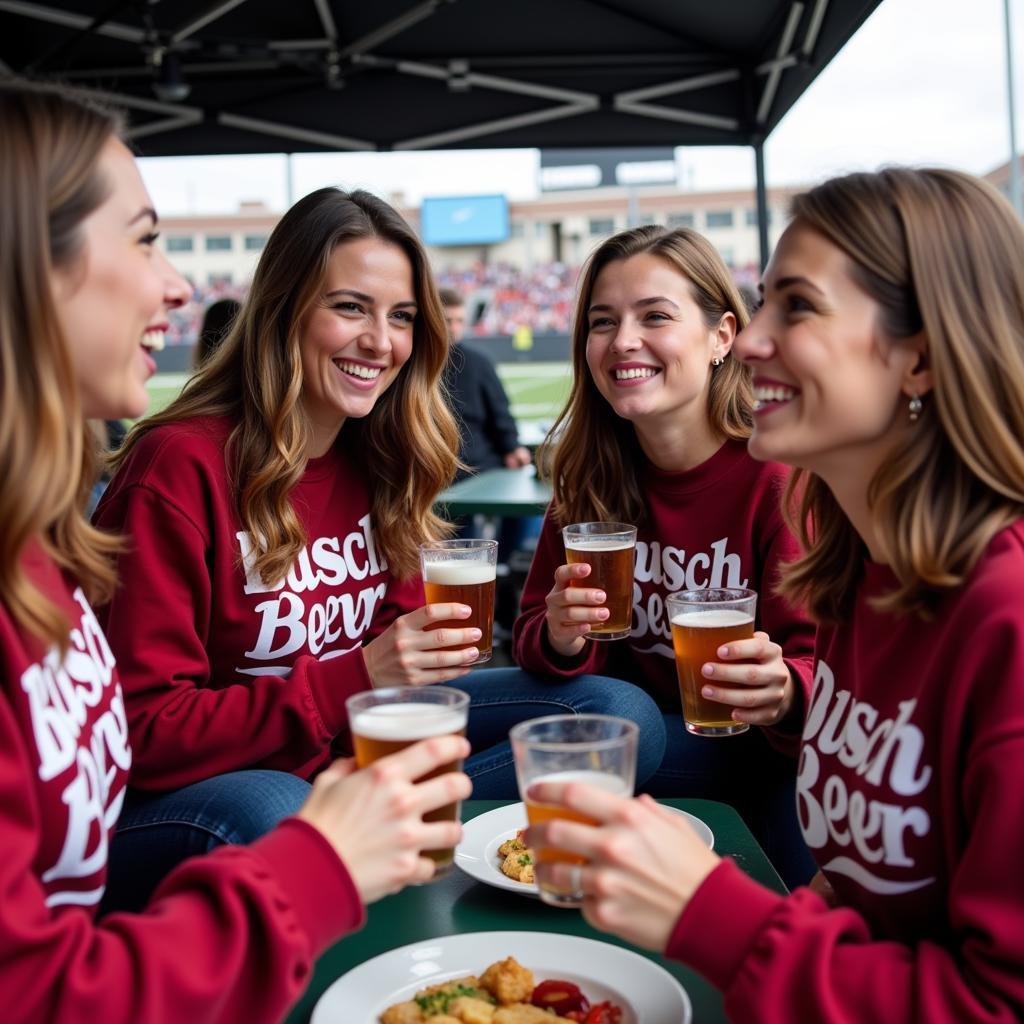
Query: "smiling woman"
513 224 818 887
89 186 474 907
527 166 1024 1024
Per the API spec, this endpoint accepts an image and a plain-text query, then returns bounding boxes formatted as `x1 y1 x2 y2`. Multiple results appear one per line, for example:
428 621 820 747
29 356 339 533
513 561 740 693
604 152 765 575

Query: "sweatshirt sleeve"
95 482 369 789
512 508 609 678
665 653 1024 1021
0 697 364 1024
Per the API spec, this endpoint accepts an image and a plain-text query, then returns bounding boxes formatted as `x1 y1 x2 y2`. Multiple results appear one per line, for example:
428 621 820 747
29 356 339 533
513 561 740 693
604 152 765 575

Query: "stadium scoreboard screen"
421 195 510 246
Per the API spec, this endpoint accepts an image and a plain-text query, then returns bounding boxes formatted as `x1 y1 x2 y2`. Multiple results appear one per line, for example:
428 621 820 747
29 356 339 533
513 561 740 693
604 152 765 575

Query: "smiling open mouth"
753 383 797 411
612 367 660 381
335 360 382 381
141 329 165 352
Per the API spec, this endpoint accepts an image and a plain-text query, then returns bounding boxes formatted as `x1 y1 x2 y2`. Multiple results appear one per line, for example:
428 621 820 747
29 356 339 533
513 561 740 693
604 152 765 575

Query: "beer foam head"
564 539 633 552
671 608 754 629
423 560 496 585
529 769 631 796
351 702 466 740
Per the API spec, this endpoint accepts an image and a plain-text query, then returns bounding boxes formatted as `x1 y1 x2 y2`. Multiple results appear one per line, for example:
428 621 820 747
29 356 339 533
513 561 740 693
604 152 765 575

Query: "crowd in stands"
436 261 578 335
166 280 248 346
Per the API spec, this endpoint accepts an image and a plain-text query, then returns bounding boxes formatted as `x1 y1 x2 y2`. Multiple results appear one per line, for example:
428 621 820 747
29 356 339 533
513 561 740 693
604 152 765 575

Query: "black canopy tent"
0 0 883 266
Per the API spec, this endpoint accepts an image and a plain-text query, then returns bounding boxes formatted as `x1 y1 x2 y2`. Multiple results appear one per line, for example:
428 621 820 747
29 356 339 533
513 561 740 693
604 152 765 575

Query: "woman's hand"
503 446 533 469
362 604 481 687
697 630 795 726
525 783 719 952
297 735 472 904
808 869 838 908
543 562 609 658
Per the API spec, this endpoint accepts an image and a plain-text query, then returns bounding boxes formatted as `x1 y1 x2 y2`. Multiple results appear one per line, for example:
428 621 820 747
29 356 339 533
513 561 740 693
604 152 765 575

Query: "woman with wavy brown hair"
0 78 471 1024
95 186 665 909
524 168 1024 1021
513 225 816 886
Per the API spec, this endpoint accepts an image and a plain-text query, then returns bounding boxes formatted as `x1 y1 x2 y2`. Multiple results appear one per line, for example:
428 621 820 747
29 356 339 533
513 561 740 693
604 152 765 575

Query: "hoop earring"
712 356 723 366
908 395 923 422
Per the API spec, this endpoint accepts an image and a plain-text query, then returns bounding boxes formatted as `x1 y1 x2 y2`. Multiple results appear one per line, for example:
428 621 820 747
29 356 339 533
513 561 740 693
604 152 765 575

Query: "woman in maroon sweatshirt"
525 168 1024 1021
512 225 816 885
0 79 472 1024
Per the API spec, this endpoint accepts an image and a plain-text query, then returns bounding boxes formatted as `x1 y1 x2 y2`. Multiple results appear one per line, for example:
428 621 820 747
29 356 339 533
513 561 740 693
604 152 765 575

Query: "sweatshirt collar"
640 438 749 495
303 443 347 483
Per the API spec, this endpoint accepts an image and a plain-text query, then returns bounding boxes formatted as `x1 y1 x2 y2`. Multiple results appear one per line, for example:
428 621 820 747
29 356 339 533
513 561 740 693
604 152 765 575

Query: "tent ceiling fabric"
0 0 881 156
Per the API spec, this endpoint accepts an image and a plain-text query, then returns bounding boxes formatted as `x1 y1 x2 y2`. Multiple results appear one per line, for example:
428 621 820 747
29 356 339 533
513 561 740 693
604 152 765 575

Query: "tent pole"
754 140 770 271
1004 0 1021 218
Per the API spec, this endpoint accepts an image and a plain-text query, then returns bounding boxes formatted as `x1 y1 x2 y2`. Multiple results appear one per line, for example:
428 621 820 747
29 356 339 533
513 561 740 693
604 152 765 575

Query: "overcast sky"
138 0 1024 214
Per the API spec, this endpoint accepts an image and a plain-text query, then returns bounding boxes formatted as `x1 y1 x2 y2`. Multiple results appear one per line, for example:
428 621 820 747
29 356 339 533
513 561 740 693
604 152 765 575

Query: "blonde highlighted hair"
114 187 458 582
778 168 1024 622
541 225 752 526
0 80 122 650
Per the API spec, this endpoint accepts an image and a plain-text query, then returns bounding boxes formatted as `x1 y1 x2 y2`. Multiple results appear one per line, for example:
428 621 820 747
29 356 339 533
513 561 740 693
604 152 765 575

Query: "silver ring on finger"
569 863 584 895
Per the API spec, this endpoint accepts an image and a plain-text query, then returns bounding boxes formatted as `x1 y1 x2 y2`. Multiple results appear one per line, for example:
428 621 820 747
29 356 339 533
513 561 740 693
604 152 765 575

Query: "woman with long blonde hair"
96 185 664 909
513 225 816 885
0 77 470 1023
524 168 1024 1021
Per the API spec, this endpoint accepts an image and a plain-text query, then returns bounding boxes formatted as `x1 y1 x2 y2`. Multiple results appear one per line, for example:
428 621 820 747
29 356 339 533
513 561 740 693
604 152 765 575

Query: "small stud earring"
712 356 723 366
908 395 923 422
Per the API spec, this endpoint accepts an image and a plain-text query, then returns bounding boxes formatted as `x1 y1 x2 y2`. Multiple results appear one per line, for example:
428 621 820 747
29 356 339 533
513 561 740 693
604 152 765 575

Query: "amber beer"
423 561 497 663
563 523 637 640
420 539 498 664
347 687 470 877
667 588 757 738
524 770 630 869
510 714 638 907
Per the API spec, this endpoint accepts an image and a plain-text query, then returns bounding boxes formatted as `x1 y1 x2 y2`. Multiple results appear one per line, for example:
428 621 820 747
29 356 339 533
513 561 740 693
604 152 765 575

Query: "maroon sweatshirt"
94 416 423 788
513 440 815 736
0 542 363 1024
666 523 1024 1021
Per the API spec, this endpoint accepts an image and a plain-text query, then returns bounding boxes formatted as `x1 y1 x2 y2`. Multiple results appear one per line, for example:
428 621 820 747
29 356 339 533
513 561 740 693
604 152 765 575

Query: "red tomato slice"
583 1001 624 1024
531 979 591 1015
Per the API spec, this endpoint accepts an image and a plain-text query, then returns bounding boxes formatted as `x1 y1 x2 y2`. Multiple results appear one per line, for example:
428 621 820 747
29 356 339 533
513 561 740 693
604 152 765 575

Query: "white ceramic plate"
454 801 714 897
310 930 691 1024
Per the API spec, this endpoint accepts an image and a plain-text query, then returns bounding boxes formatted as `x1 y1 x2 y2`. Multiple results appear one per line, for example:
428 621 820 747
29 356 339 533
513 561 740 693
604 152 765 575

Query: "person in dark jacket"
440 287 531 481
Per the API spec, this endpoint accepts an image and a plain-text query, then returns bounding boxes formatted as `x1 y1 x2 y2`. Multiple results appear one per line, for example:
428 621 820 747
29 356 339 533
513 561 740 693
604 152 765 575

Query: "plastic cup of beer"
510 714 638 907
667 587 757 738
561 522 637 640
346 686 470 878
420 539 498 664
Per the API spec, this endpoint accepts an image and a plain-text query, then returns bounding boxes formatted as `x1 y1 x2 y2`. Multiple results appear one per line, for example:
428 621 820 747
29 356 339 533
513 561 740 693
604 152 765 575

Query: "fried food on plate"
480 957 534 1005
379 956 589 1023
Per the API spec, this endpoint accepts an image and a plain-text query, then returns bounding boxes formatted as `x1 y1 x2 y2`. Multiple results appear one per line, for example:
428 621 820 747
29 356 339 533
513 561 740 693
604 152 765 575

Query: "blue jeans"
98 673 664 914
99 769 311 915
641 713 816 889
458 668 666 798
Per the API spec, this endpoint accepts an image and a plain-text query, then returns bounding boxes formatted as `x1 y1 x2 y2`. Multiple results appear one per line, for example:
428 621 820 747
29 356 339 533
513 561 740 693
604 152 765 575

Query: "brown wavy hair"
0 80 122 650
540 225 753 526
777 168 1024 623
113 188 459 582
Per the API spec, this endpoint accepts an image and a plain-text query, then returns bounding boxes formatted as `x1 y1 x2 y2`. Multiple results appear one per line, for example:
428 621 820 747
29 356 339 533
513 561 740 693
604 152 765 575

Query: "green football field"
143 362 574 427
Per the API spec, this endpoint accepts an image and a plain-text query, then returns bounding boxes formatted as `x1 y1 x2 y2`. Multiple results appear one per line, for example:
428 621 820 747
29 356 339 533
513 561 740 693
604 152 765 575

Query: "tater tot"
380 1000 424 1024
479 957 534 1005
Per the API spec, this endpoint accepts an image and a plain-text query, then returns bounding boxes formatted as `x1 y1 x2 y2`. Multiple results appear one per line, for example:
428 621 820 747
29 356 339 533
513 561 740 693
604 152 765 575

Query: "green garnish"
518 854 533 866
415 984 493 1013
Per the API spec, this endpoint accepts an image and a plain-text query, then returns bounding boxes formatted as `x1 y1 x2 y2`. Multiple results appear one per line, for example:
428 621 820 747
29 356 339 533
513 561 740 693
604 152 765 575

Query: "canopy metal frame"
0 0 881 267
